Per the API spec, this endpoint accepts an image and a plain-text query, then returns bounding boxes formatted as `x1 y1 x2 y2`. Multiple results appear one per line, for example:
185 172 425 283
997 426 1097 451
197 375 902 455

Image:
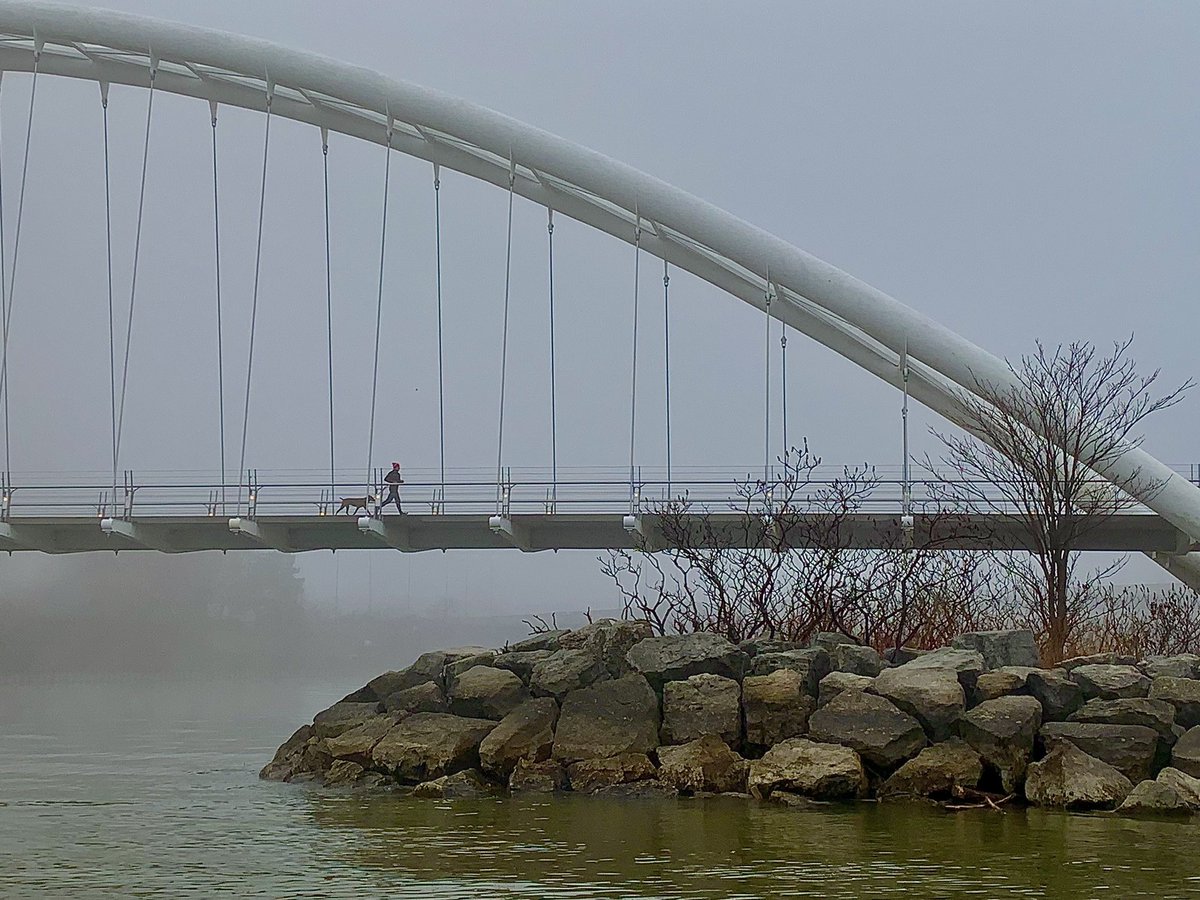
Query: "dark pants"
383 486 402 512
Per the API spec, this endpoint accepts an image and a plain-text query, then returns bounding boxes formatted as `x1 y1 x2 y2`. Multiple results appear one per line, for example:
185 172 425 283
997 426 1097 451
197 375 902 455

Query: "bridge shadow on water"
300 790 1200 898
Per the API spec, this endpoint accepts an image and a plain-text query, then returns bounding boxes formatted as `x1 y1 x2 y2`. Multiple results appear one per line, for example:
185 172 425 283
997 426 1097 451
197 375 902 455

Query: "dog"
336 494 377 516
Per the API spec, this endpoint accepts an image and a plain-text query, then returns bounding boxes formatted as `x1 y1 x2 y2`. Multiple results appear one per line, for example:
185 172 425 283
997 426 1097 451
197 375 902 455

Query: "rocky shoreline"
262 621 1200 816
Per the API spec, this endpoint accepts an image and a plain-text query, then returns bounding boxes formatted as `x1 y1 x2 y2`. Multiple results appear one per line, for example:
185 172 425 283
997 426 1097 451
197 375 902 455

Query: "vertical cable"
322 129 335 507
662 259 672 499
236 88 272 515
209 101 227 515
547 207 557 508
433 165 446 502
0 74 7 480
101 83 116 511
780 323 788 460
763 277 773 482
628 220 641 508
0 54 39 479
366 123 392 492
495 162 515 511
901 341 911 517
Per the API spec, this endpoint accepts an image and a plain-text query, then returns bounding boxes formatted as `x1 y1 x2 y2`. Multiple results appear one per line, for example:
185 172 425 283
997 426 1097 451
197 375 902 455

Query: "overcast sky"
1 0 1197 614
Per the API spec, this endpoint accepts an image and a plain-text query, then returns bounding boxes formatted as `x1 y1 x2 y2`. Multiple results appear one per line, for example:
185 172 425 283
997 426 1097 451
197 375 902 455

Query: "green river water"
2 677 1198 898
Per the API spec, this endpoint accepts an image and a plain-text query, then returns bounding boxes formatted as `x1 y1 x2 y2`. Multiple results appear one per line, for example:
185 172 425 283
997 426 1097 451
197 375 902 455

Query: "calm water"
2 677 1200 898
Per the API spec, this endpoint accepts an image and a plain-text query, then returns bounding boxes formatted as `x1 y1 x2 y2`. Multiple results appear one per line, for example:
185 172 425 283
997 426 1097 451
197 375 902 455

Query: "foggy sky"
1 0 1197 615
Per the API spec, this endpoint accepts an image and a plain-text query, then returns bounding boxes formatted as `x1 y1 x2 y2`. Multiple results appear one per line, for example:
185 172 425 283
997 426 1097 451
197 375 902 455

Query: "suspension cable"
0 53 39 480
236 86 273 515
366 121 392 493
0 74 6 482
113 61 156 467
209 100 226 515
663 259 672 499
433 164 446 502
100 82 117 512
495 160 516 511
547 207 557 507
628 219 642 508
780 322 788 460
763 276 773 482
322 128 335 507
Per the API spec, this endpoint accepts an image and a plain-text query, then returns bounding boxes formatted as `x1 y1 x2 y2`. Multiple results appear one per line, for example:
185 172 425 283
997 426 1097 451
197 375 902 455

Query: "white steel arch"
0 0 1198 583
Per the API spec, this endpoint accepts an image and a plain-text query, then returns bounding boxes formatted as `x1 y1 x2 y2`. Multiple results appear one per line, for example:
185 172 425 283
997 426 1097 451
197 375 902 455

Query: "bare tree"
932 337 1191 663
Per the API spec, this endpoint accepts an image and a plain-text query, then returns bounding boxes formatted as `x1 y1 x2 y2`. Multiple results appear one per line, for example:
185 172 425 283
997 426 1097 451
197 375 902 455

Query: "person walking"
382 461 404 514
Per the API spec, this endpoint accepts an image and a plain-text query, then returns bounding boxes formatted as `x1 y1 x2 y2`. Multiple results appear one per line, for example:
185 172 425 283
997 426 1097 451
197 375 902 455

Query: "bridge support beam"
622 514 665 551
357 516 414 551
489 515 532 551
0 522 55 552
100 517 174 551
228 517 294 551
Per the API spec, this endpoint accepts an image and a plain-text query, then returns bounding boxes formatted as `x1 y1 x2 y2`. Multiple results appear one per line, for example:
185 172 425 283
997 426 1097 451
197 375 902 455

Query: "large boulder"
1068 698 1177 742
552 674 660 762
973 667 1039 703
899 647 986 695
312 701 383 739
491 650 553 684
1069 664 1150 701
1026 668 1084 721
325 715 397 764
740 638 804 657
742 669 816 750
661 674 741 746
828 643 884 677
958 695 1042 792
1040 722 1159 783
509 758 567 793
566 752 656 793
879 739 983 799
871 665 965 741
412 769 498 799
508 630 571 653
1140 654 1200 680
260 725 314 781
478 697 559 778
656 734 749 794
342 649 464 701
749 648 830 695
447 666 529 720
559 619 653 677
1171 725 1200 777
370 712 497 783
1024 742 1132 809
1116 779 1193 816
443 650 497 684
529 648 609 700
952 630 1040 669
627 633 750 689
807 690 926 770
1149 676 1200 729
747 738 866 801
1061 652 1137 671
1157 767 1200 809
382 682 447 717
818 672 875 707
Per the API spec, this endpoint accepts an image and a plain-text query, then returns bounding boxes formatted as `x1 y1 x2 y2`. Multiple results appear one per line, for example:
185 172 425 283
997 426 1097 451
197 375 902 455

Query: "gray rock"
443 651 497 684
552 674 660 763
1061 653 1137 671
1040 722 1159 783
1140 654 1200 680
818 672 876 707
323 759 369 787
412 769 499 799
661 674 741 746
566 752 657 793
900 647 987 695
371 712 497 783
830 644 884 677
626 633 750 688
508 630 571 653
593 780 679 800
884 647 927 666
478 697 559 778
447 666 529 720
1069 664 1151 701
312 701 384 739
529 648 609 700
509 758 567 793
1069 698 1178 741
559 619 654 677
879 739 983 799
383 682 447 717
742 669 816 749
807 690 926 770
1156 767 1200 809
326 715 398 764
491 650 553 684
656 735 749 794
958 695 1042 792
973 667 1040 703
260 725 314 781
749 648 831 695
1026 668 1084 721
739 638 803 657
1149 676 1200 729
1024 742 1132 809
747 738 867 801
808 632 860 651
1171 725 1200 778
342 650 455 701
871 665 965 741
1116 779 1193 816
952 630 1040 669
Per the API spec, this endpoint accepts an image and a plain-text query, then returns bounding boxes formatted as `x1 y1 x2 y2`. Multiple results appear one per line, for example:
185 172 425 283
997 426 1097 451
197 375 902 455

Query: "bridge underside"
0 513 1188 555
